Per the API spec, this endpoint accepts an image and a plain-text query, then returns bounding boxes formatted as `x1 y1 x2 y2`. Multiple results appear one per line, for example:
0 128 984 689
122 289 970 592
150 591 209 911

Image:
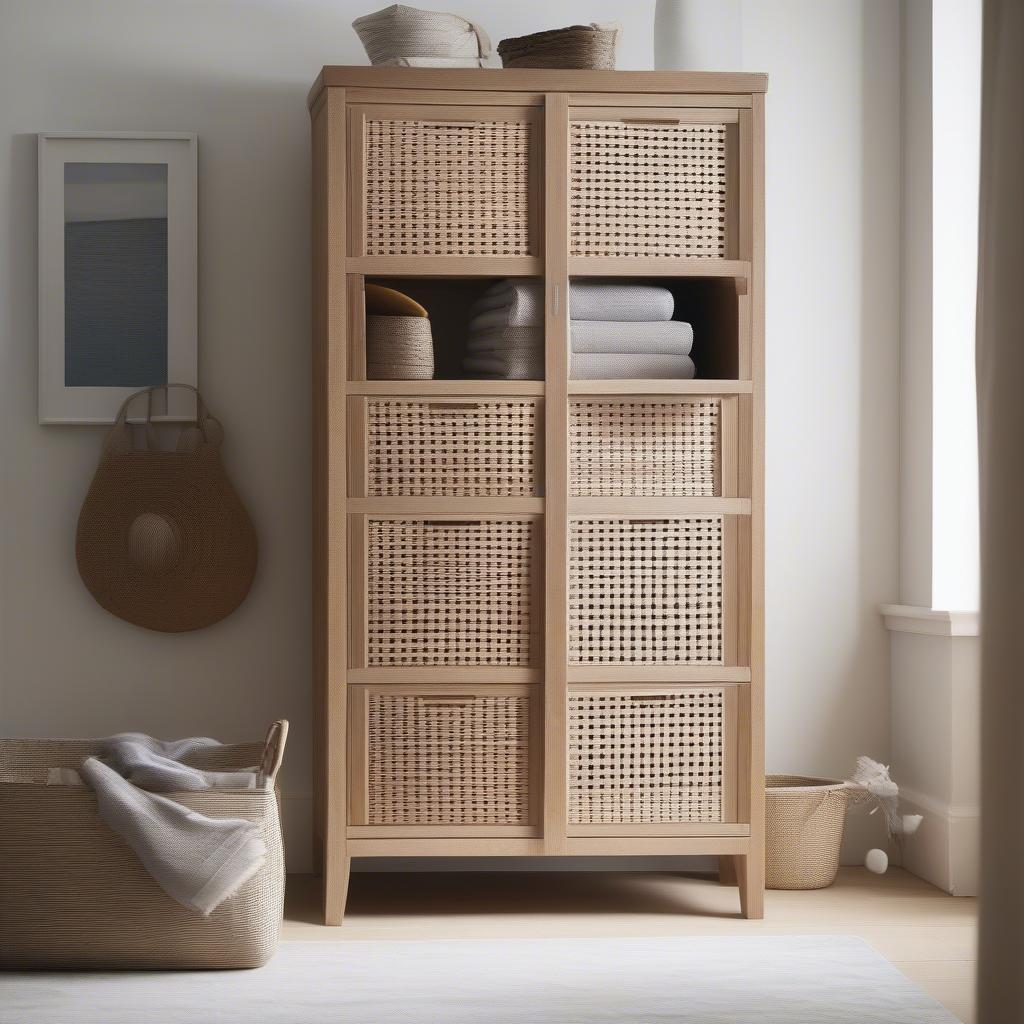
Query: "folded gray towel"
571 320 694 355
465 325 543 353
79 734 267 917
471 280 675 326
464 353 544 379
570 353 696 380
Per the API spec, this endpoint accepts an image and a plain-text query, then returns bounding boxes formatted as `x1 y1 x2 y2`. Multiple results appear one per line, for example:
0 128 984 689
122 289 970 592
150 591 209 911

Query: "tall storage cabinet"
309 67 767 924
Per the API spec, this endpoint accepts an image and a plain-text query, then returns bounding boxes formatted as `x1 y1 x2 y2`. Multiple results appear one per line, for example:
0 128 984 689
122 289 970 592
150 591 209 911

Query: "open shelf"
348 379 546 396
568 258 750 279
568 379 752 394
567 276 742 383
362 276 543 382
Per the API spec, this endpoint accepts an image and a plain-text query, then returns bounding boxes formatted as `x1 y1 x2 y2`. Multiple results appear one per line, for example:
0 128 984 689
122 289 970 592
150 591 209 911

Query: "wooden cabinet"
310 67 766 923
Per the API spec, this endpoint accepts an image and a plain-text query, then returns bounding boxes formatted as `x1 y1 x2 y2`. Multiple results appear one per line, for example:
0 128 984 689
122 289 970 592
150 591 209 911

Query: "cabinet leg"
718 855 738 886
324 852 351 925
736 852 765 920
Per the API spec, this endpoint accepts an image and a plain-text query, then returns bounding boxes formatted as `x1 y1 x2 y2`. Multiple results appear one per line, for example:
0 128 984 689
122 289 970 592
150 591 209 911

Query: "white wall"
0 0 900 871
885 0 982 895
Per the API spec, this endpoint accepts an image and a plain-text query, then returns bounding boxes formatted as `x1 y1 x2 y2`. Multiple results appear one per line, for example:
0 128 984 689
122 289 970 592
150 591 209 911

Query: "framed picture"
38 132 197 424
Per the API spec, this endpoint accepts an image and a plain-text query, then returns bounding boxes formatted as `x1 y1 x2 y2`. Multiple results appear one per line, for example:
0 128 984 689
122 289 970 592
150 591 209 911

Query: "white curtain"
976 0 1024 1019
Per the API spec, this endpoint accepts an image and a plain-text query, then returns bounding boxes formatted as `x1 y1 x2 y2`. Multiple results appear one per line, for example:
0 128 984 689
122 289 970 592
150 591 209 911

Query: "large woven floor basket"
765 775 850 890
0 724 287 969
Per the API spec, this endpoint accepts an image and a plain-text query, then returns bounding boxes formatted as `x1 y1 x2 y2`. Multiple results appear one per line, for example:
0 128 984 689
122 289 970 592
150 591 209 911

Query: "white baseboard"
897 785 979 895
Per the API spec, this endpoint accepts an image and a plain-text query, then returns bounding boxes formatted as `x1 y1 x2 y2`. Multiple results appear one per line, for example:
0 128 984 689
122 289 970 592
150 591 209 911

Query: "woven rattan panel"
570 120 727 258
366 399 539 497
569 399 719 497
367 519 535 666
367 693 531 825
568 517 723 664
364 118 533 256
568 689 725 823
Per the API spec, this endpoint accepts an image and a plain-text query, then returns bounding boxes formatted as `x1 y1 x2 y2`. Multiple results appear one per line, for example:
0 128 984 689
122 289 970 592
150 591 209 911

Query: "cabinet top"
308 65 768 109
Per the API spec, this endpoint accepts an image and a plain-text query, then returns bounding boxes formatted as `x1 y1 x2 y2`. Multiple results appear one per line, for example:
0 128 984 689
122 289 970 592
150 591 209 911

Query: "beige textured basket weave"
366 691 531 825
366 314 434 380
0 723 288 969
498 23 619 69
765 775 851 890
353 4 492 67
568 689 726 824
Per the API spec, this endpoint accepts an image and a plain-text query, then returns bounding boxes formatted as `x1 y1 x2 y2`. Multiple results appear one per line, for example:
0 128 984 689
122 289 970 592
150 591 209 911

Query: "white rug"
1 935 959 1023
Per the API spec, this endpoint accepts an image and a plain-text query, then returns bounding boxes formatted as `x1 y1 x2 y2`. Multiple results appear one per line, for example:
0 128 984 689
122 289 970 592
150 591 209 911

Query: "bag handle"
108 385 223 451
257 720 289 786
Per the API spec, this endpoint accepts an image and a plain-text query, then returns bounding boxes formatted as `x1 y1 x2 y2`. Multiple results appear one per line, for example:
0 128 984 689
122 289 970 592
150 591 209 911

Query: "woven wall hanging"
76 385 257 632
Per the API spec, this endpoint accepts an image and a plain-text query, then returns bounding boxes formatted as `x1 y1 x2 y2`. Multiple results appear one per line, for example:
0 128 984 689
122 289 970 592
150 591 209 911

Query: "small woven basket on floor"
765 775 851 890
0 722 288 969
367 314 434 380
353 4 492 67
497 23 619 69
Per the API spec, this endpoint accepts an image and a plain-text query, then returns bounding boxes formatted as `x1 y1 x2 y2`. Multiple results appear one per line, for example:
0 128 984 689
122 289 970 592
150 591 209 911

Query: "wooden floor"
284 867 976 1022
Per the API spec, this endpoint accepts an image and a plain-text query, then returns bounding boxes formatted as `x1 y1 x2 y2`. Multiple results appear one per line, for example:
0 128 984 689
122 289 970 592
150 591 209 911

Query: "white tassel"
847 757 901 838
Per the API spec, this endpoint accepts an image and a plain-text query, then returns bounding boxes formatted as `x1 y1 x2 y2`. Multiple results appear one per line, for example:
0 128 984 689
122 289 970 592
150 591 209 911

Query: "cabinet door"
569 107 739 260
348 515 543 674
349 104 541 262
567 685 739 831
348 684 540 833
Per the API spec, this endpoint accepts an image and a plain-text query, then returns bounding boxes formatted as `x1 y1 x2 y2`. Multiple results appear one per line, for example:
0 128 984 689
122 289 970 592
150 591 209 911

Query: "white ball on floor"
865 848 888 874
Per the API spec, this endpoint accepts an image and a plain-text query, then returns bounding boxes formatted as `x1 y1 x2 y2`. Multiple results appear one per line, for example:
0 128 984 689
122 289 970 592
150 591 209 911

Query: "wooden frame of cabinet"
310 67 767 925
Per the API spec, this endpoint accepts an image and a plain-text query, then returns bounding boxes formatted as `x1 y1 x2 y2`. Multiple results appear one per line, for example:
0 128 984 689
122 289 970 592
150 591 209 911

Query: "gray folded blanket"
465 326 543 353
464 352 544 379
570 353 696 380
471 280 675 326
570 320 693 355
79 734 267 917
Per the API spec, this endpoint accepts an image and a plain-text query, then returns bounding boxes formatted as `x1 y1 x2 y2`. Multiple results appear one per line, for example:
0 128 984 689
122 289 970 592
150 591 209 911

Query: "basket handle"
258 720 289 785
107 384 222 452
622 117 683 126
797 785 852 829
469 19 492 61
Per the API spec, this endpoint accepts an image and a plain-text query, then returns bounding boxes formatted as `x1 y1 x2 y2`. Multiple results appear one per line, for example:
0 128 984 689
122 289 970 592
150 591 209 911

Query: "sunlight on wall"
931 0 981 612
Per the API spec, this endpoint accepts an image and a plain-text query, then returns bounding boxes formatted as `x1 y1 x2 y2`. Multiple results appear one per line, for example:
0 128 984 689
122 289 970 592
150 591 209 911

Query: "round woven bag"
76 385 257 633
765 775 851 890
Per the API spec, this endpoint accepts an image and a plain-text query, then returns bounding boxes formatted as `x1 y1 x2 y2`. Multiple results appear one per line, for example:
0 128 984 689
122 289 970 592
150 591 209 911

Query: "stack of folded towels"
462 280 695 380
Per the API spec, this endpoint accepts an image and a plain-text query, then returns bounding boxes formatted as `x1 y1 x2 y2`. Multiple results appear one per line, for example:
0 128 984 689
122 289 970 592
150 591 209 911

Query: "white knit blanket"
570 353 696 380
570 320 694 355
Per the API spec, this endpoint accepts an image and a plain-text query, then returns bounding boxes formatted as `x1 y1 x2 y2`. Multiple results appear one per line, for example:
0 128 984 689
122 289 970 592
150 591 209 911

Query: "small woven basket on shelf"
353 4 492 68
497 23 619 70
765 775 851 890
366 315 434 380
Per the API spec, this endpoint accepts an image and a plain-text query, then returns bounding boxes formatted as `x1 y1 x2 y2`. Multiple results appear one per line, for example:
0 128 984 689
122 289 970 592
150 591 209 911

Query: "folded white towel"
471 280 675 326
570 320 694 355
79 735 268 917
570 353 696 380
570 281 674 322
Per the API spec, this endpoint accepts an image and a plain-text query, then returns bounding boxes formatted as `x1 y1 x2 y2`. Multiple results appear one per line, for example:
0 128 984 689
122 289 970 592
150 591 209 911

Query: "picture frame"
37 132 197 424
